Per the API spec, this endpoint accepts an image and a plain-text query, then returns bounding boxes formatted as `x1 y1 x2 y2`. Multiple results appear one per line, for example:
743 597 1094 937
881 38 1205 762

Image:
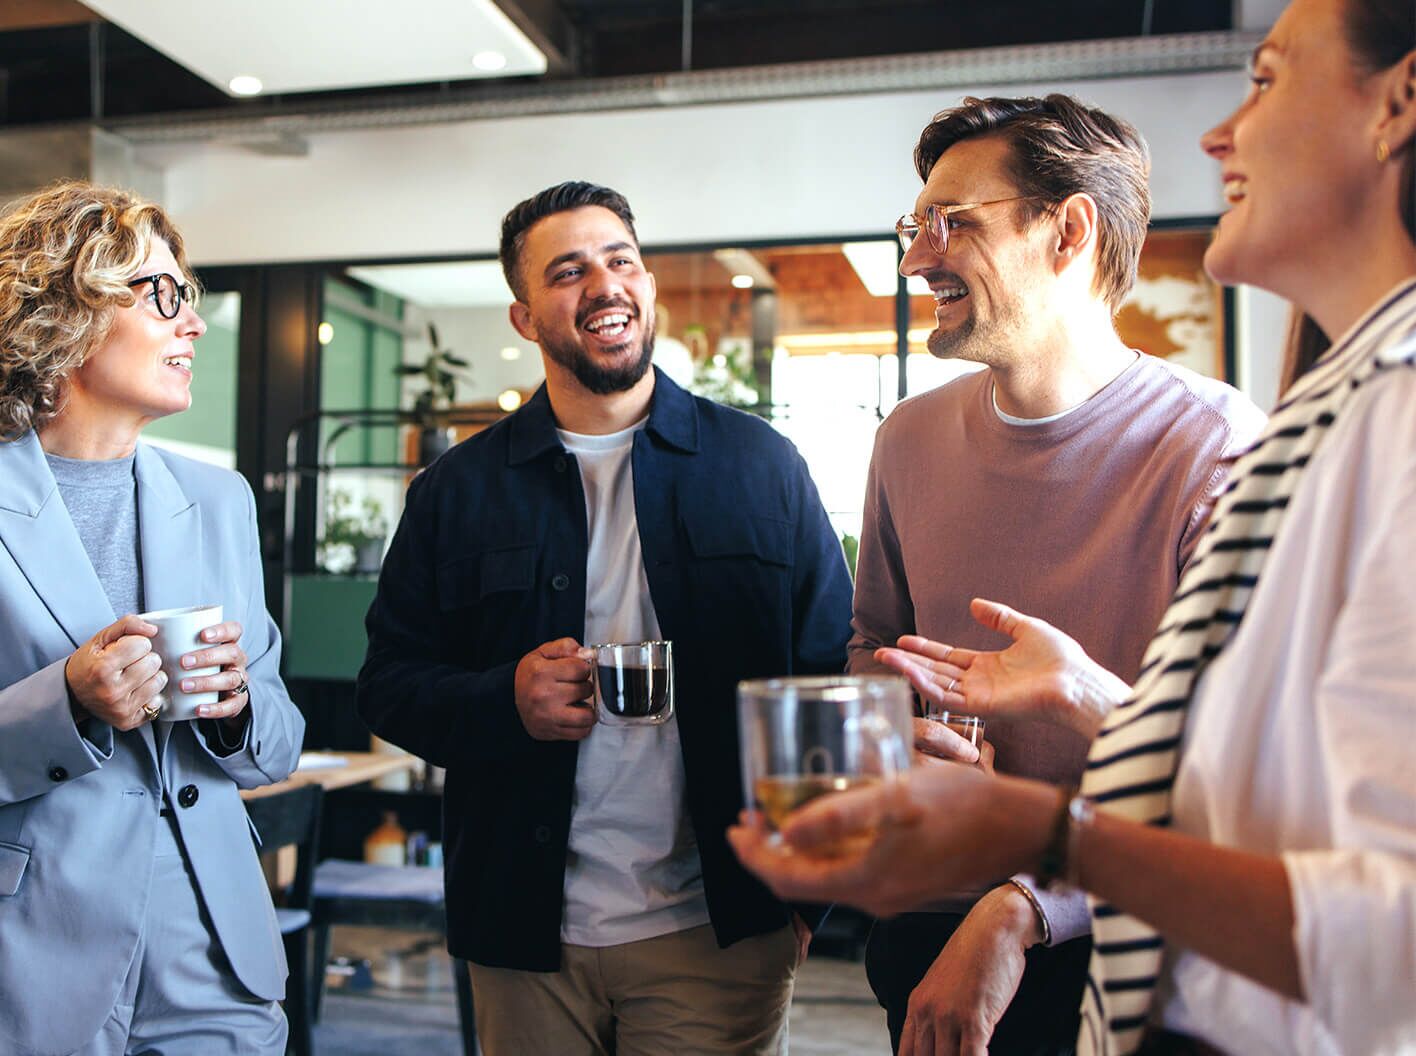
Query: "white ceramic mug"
137 604 223 721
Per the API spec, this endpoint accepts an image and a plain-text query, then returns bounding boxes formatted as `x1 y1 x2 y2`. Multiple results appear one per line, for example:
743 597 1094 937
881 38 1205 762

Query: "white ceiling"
83 0 546 96
347 260 513 308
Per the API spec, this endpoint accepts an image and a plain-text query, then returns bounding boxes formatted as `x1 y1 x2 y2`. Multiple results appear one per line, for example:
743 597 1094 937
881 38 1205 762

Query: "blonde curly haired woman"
0 182 305 1056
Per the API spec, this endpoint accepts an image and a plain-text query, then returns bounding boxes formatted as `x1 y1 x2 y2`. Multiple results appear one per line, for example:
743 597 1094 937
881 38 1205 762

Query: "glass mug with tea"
738 675 913 856
589 640 674 726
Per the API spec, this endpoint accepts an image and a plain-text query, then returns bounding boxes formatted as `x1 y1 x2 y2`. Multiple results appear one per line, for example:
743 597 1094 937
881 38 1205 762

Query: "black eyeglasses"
126 273 196 319
895 196 1042 255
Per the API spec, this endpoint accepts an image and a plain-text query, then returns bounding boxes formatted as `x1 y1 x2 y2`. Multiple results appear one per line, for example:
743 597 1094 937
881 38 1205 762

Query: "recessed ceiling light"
500 346 522 361
731 274 755 289
317 322 334 345
228 75 264 96
473 51 508 72
497 389 523 412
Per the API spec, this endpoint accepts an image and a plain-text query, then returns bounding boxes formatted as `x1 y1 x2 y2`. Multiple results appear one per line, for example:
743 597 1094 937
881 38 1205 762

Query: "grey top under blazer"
0 431 305 1056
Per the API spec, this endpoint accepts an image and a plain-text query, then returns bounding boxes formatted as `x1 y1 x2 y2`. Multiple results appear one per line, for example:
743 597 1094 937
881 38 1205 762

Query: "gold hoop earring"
1377 139 1391 164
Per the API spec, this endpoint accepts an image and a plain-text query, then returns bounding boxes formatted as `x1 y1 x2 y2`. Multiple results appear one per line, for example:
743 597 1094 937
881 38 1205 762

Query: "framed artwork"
1116 224 1231 381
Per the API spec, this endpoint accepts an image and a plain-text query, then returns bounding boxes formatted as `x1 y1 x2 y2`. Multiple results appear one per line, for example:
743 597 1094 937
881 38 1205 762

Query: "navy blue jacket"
357 368 853 970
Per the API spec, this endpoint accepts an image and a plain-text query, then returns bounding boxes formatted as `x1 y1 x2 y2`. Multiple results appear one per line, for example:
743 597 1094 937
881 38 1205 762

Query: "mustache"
576 297 638 328
917 269 967 287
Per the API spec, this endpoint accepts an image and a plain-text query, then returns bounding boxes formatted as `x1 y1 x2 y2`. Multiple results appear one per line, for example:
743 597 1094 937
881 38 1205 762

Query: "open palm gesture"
875 598 1130 739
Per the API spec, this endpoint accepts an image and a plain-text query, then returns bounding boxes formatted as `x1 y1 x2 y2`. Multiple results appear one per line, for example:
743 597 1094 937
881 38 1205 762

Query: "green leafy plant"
840 532 859 580
689 337 758 408
319 488 388 573
393 323 473 427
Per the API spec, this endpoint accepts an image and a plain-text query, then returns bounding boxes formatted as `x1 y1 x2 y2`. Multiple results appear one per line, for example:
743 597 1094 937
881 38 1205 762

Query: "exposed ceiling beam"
105 30 1261 146
493 0 577 75
0 0 97 31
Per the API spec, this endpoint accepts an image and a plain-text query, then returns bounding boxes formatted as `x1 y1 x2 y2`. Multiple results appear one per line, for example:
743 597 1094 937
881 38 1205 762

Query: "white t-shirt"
556 419 710 947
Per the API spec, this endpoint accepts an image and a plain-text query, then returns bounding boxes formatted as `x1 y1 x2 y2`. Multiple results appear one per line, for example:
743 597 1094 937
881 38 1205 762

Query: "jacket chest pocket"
681 515 794 649
683 514 793 568
436 543 538 609
435 543 541 662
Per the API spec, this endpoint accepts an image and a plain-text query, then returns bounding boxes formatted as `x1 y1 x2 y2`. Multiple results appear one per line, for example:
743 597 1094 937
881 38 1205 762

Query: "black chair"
245 784 324 1056
311 858 477 1055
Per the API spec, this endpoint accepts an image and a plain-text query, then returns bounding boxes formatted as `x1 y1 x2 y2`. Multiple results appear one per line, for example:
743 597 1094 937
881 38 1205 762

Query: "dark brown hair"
1282 0 1416 392
913 94 1151 310
498 181 639 302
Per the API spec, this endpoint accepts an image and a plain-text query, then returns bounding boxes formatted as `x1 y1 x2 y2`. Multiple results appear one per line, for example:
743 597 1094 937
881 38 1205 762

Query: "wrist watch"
1036 785 1094 889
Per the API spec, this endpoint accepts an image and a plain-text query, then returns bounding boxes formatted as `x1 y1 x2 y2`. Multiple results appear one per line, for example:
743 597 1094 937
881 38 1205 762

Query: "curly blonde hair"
0 180 197 440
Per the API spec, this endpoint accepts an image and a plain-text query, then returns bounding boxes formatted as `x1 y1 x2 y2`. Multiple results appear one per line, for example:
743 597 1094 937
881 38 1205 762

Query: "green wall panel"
283 573 379 681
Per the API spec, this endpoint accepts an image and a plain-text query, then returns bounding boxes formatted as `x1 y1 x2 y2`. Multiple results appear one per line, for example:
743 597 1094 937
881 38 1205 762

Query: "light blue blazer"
0 431 306 1056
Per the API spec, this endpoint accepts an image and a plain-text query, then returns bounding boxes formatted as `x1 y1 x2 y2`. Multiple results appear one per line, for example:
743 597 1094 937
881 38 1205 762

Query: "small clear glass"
738 675 913 856
922 705 986 748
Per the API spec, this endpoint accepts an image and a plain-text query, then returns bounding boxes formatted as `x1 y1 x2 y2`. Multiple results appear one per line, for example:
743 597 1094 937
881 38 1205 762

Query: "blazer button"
177 784 199 808
551 573 570 591
533 825 552 844
48 766 68 782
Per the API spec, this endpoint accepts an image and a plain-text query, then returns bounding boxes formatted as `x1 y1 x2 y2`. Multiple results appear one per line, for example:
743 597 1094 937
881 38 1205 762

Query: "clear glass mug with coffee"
590 640 674 726
738 675 913 857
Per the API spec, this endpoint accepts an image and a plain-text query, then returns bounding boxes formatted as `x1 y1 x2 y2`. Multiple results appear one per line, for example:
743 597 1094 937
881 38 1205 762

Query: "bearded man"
357 181 854 1055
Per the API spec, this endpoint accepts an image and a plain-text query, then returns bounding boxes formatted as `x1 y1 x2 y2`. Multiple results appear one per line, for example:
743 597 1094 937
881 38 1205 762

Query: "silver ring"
141 700 162 720
230 677 250 699
945 677 957 694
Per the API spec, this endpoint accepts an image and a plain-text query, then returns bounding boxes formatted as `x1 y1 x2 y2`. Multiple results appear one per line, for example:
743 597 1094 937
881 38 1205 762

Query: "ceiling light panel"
347 260 513 308
84 0 546 96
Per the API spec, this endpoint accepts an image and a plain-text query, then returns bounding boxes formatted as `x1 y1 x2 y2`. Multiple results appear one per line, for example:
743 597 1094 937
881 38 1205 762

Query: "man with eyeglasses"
848 94 1266 1055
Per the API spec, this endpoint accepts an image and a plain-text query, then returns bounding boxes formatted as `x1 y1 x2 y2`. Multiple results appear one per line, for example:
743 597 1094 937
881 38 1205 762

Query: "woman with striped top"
729 1 1416 1053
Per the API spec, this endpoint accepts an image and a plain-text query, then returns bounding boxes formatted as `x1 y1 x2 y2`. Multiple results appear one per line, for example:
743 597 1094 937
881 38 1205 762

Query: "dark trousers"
864 912 1092 1056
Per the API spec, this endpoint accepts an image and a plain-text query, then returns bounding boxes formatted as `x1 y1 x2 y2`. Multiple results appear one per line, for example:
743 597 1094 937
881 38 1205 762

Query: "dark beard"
926 314 976 360
544 323 656 395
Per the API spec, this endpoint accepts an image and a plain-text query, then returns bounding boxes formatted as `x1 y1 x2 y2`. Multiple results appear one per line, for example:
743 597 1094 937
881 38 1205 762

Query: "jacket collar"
0 432 198 768
0 429 56 515
0 431 201 639
507 366 700 466
133 442 203 618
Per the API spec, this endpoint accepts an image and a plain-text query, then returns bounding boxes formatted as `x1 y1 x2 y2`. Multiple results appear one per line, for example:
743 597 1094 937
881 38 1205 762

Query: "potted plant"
394 323 473 465
319 488 388 574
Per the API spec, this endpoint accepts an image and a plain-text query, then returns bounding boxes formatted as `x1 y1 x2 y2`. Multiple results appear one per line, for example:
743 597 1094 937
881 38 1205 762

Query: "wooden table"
243 750 422 890
240 750 419 801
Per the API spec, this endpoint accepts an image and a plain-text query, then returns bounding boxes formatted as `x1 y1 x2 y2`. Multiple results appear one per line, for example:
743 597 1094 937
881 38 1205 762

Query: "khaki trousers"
468 924 797 1056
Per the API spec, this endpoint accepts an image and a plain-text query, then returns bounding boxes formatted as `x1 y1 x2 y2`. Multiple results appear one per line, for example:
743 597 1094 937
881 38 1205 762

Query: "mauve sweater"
848 354 1267 942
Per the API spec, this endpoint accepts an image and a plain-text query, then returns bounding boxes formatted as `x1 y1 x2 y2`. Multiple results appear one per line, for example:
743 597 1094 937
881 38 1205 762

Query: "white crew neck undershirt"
553 414 710 948
991 350 1142 426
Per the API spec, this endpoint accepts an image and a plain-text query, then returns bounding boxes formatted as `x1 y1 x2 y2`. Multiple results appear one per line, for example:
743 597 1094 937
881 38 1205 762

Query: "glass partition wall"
296 221 1227 575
